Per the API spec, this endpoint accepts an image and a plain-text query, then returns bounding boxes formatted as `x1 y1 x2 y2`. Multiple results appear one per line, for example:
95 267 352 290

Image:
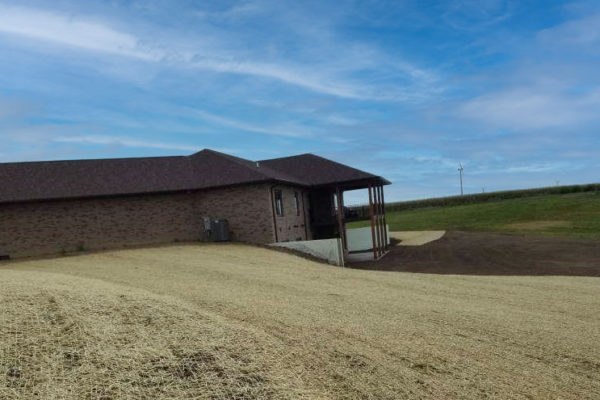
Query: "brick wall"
0 183 276 258
271 185 311 242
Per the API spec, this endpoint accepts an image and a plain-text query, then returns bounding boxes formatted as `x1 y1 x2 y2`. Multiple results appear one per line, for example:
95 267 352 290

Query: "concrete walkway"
390 231 445 246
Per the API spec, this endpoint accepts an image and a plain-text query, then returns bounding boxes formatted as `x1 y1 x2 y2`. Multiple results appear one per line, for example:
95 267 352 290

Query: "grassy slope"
350 192 600 239
2 244 600 399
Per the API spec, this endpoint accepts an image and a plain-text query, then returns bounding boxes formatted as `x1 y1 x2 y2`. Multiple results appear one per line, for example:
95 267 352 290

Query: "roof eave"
311 176 391 190
0 178 285 206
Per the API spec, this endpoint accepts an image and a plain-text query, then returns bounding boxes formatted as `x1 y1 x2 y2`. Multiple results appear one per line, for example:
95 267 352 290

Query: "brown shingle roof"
259 153 390 186
0 149 388 204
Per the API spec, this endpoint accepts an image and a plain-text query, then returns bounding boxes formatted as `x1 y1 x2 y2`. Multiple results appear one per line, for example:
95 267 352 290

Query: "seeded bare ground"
1 243 599 399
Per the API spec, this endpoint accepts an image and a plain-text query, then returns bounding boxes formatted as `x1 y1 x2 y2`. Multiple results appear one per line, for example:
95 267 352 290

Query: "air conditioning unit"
203 217 230 242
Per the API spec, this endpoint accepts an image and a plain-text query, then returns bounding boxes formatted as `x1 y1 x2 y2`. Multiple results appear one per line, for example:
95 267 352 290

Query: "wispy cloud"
450 11 600 132
413 155 460 169
0 4 434 101
187 58 385 100
0 97 38 119
53 135 205 152
457 88 600 130
194 1 266 21
537 12 600 47
1 1 598 200
504 163 568 173
189 108 314 138
0 5 160 61
441 0 514 31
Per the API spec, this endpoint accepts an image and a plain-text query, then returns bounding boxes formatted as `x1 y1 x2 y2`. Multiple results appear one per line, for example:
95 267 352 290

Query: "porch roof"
259 154 390 189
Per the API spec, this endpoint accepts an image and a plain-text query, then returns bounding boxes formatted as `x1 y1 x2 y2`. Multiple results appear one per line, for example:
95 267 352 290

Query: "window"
332 192 338 216
294 191 300 216
275 190 284 217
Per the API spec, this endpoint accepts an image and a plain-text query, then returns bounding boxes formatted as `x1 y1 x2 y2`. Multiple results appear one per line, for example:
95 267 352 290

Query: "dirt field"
352 231 600 276
1 243 600 399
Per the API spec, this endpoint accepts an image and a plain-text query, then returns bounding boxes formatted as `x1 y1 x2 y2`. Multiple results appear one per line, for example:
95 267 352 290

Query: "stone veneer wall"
271 185 311 242
0 183 275 258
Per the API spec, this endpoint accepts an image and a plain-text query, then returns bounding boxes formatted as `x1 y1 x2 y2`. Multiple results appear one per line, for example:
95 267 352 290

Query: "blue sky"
0 0 599 202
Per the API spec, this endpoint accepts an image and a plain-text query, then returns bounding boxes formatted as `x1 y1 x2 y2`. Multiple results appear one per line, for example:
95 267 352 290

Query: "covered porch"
307 177 391 262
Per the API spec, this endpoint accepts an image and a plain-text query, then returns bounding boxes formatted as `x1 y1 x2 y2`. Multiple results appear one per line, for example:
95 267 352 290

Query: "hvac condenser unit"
203 217 230 242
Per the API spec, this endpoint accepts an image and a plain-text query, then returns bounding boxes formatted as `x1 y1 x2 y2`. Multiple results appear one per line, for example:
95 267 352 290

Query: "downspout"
269 184 279 243
301 189 309 240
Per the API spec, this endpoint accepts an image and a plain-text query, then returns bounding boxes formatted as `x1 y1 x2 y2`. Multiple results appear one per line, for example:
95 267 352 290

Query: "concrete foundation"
271 238 344 266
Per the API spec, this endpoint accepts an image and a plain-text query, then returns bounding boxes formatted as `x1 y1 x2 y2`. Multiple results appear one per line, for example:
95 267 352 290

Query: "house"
0 149 390 258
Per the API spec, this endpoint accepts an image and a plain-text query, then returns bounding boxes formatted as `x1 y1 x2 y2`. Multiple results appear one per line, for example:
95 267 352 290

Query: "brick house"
0 149 389 258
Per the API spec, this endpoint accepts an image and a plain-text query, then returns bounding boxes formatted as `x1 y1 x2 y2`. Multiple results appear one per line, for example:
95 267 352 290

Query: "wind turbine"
458 162 464 196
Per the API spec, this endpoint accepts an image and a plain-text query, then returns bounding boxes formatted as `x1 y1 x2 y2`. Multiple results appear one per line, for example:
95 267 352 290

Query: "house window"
294 191 300 216
275 190 284 217
332 192 338 216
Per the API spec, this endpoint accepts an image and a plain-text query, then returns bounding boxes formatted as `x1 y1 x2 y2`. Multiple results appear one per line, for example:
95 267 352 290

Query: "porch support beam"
377 185 384 256
335 186 347 254
368 185 377 260
373 184 380 258
378 185 385 254
380 185 388 250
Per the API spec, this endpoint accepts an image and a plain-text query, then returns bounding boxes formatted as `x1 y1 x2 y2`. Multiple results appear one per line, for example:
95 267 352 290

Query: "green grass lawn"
348 192 600 239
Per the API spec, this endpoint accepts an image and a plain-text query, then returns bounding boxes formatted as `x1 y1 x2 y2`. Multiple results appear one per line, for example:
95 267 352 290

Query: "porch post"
374 184 382 258
380 185 388 250
368 185 377 260
340 190 347 250
377 185 384 256
376 186 385 257
335 186 347 253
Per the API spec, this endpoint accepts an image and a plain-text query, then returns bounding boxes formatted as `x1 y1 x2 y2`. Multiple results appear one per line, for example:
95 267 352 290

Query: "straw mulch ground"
1 243 599 399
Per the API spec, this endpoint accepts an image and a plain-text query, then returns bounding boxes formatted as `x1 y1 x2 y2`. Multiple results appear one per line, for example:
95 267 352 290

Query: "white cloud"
465 161 576 175
457 88 600 130
189 108 313 138
504 163 566 173
322 115 358 126
53 135 205 152
0 5 161 61
442 0 514 31
194 1 264 21
0 4 434 101
447 11 600 133
0 97 37 119
188 58 375 100
537 13 600 47
413 155 459 169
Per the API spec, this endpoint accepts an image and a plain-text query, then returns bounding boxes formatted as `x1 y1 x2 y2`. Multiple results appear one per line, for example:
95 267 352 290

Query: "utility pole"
458 162 464 196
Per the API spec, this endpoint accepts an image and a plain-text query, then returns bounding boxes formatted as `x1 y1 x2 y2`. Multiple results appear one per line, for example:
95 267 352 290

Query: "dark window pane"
294 191 300 216
275 190 284 217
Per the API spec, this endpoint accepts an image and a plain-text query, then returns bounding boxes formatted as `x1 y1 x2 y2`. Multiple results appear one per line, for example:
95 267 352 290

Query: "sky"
0 0 599 202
